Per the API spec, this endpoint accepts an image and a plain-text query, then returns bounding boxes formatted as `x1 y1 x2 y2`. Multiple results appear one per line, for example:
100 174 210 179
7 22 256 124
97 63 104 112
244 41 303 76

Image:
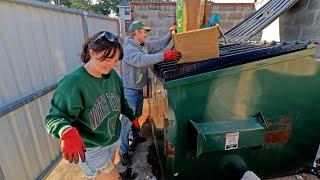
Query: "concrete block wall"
130 2 176 40
130 2 255 40
279 0 320 41
212 3 255 33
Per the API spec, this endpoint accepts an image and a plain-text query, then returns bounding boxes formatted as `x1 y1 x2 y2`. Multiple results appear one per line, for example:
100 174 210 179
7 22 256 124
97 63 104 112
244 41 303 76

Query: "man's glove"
163 50 181 61
60 127 86 164
132 118 140 131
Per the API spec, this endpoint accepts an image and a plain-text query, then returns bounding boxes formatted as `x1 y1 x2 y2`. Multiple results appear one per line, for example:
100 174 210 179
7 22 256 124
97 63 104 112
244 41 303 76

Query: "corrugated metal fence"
0 0 120 179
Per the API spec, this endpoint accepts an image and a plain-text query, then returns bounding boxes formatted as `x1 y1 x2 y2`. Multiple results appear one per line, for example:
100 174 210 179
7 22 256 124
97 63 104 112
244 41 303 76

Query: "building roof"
117 0 129 7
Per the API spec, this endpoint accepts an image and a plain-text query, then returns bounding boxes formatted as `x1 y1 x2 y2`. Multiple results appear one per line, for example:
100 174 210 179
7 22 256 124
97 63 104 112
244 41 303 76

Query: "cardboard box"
173 26 220 63
176 0 206 33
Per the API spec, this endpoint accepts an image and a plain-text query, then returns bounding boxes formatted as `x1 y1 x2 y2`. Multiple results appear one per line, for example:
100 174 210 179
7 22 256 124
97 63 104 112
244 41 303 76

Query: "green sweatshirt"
45 66 135 148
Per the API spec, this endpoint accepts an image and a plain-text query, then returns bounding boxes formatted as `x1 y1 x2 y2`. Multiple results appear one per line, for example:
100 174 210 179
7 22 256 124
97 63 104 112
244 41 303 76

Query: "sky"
212 0 255 2
92 0 255 4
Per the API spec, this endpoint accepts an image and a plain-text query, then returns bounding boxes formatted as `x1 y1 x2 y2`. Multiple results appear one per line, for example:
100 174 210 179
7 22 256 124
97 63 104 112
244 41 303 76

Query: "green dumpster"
149 42 320 179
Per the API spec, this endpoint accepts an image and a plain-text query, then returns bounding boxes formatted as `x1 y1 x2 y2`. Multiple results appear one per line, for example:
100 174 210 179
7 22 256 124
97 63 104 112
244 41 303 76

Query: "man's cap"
128 21 152 32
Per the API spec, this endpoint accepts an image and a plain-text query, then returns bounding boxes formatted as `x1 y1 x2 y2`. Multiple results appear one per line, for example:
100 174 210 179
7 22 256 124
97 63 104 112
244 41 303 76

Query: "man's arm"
145 32 172 54
123 49 164 68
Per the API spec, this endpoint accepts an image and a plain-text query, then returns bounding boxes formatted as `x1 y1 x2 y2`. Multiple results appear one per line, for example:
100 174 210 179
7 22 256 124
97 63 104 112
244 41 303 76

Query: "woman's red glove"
60 127 86 164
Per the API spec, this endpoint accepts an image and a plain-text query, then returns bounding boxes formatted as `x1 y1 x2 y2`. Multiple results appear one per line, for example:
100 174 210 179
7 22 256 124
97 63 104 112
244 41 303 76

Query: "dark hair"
80 31 123 63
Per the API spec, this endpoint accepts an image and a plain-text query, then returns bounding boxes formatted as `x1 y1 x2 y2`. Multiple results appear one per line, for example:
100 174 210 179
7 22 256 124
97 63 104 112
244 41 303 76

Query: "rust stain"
279 117 291 125
266 117 292 126
265 117 292 144
265 128 292 144
165 140 176 158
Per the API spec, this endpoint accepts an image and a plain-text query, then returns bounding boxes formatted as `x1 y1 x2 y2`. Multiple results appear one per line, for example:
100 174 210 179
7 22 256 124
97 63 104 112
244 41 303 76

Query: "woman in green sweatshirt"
45 31 136 179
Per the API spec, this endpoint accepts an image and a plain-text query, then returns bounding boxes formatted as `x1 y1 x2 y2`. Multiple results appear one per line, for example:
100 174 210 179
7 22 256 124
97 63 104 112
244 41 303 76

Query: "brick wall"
130 2 176 40
130 2 255 40
212 3 255 33
279 0 320 41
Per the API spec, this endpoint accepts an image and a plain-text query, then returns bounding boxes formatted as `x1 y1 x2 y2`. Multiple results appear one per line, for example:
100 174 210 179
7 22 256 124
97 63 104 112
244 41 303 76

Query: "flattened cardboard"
173 26 220 63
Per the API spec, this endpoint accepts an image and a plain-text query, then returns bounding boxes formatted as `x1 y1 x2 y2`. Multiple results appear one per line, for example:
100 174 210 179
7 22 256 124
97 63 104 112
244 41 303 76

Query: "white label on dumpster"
225 132 239 150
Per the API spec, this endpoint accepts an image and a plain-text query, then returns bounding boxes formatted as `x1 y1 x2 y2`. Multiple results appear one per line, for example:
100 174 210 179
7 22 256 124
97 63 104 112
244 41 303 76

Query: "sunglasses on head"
94 31 120 43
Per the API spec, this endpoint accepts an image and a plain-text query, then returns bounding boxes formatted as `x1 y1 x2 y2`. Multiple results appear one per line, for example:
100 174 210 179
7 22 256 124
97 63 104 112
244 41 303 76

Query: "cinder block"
149 19 166 28
159 6 166 11
233 20 243 26
166 6 176 11
237 4 254 11
243 11 253 18
314 11 320 25
148 5 161 10
288 0 308 14
147 36 160 41
242 5 255 11
220 4 237 11
299 25 320 40
228 11 244 20
157 28 169 36
294 11 316 26
279 14 294 28
140 14 149 19
147 28 158 36
218 12 228 20
136 6 147 11
279 26 301 41
219 20 234 27
143 20 152 27
165 18 176 26
219 20 234 31
212 5 221 12
158 11 175 19
160 6 175 11
307 0 320 11
136 10 158 19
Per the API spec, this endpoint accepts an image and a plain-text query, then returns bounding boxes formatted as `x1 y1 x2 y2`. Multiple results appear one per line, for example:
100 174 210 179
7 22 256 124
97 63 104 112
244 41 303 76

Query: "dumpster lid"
225 0 299 42
153 41 310 81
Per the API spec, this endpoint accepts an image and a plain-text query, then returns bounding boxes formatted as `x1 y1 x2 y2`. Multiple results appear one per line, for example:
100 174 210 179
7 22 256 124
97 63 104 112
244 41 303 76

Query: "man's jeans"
120 88 143 154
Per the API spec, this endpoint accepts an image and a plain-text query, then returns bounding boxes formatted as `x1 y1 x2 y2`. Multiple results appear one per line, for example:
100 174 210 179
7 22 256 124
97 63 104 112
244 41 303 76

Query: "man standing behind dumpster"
119 20 181 167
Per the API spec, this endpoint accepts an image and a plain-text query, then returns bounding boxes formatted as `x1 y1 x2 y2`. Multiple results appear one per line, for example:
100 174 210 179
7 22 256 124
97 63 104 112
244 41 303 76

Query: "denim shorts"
78 140 120 178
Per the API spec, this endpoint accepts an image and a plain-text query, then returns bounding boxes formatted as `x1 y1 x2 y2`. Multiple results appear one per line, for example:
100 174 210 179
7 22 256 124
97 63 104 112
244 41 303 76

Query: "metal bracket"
257 110 268 130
